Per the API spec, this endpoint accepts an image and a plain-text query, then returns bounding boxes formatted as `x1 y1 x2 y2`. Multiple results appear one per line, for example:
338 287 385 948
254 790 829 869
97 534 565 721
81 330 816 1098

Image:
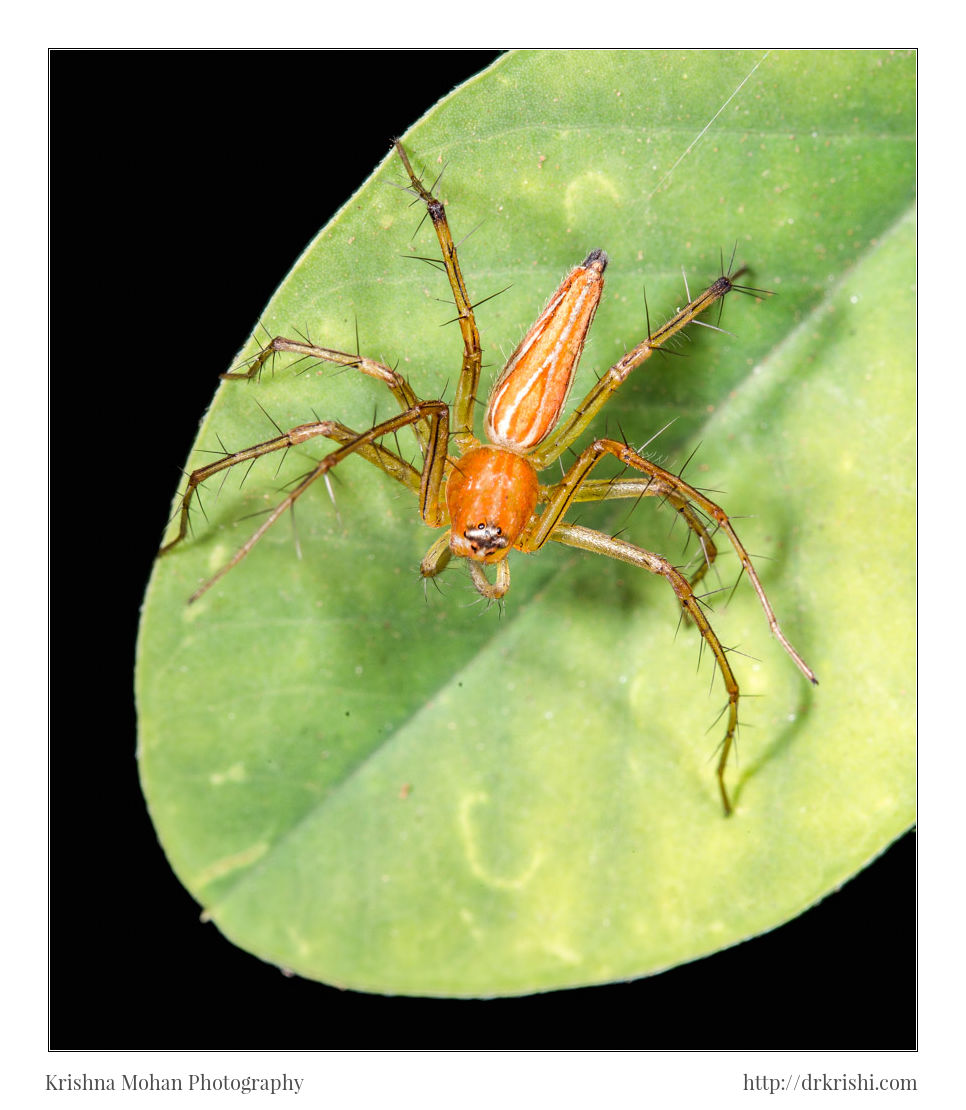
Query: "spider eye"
462 521 509 554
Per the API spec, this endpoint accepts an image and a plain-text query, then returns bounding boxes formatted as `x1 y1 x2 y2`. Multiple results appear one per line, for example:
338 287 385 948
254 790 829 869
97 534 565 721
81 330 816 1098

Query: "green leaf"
136 50 915 996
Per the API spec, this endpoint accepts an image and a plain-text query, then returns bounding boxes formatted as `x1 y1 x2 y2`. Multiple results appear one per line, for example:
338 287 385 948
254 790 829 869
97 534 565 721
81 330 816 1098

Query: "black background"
50 50 915 1050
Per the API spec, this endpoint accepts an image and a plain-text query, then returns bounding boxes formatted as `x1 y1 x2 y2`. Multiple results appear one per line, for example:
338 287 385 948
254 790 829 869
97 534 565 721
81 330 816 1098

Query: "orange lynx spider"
161 140 817 814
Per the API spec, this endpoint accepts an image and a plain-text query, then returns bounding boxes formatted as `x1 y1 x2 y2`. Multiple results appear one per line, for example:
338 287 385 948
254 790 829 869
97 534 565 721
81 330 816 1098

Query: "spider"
161 140 817 814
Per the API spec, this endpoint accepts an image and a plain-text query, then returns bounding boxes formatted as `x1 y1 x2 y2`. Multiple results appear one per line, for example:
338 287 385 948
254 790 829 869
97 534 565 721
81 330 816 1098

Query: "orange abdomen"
484 249 607 452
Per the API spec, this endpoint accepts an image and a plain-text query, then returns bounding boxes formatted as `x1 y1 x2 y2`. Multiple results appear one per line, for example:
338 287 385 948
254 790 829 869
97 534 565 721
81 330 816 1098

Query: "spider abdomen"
484 249 607 452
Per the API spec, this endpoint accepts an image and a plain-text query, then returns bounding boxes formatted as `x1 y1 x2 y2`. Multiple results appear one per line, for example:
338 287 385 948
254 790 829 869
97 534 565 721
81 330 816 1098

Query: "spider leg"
394 140 483 451
420 531 453 581
162 401 450 602
526 438 816 684
560 475 719 593
216 142 481 462
221 339 438 456
549 521 739 815
163 422 416 556
528 268 750 471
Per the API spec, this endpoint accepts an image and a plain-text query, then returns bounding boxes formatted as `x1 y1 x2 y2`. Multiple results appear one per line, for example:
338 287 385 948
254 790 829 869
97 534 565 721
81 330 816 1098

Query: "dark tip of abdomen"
583 248 608 271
